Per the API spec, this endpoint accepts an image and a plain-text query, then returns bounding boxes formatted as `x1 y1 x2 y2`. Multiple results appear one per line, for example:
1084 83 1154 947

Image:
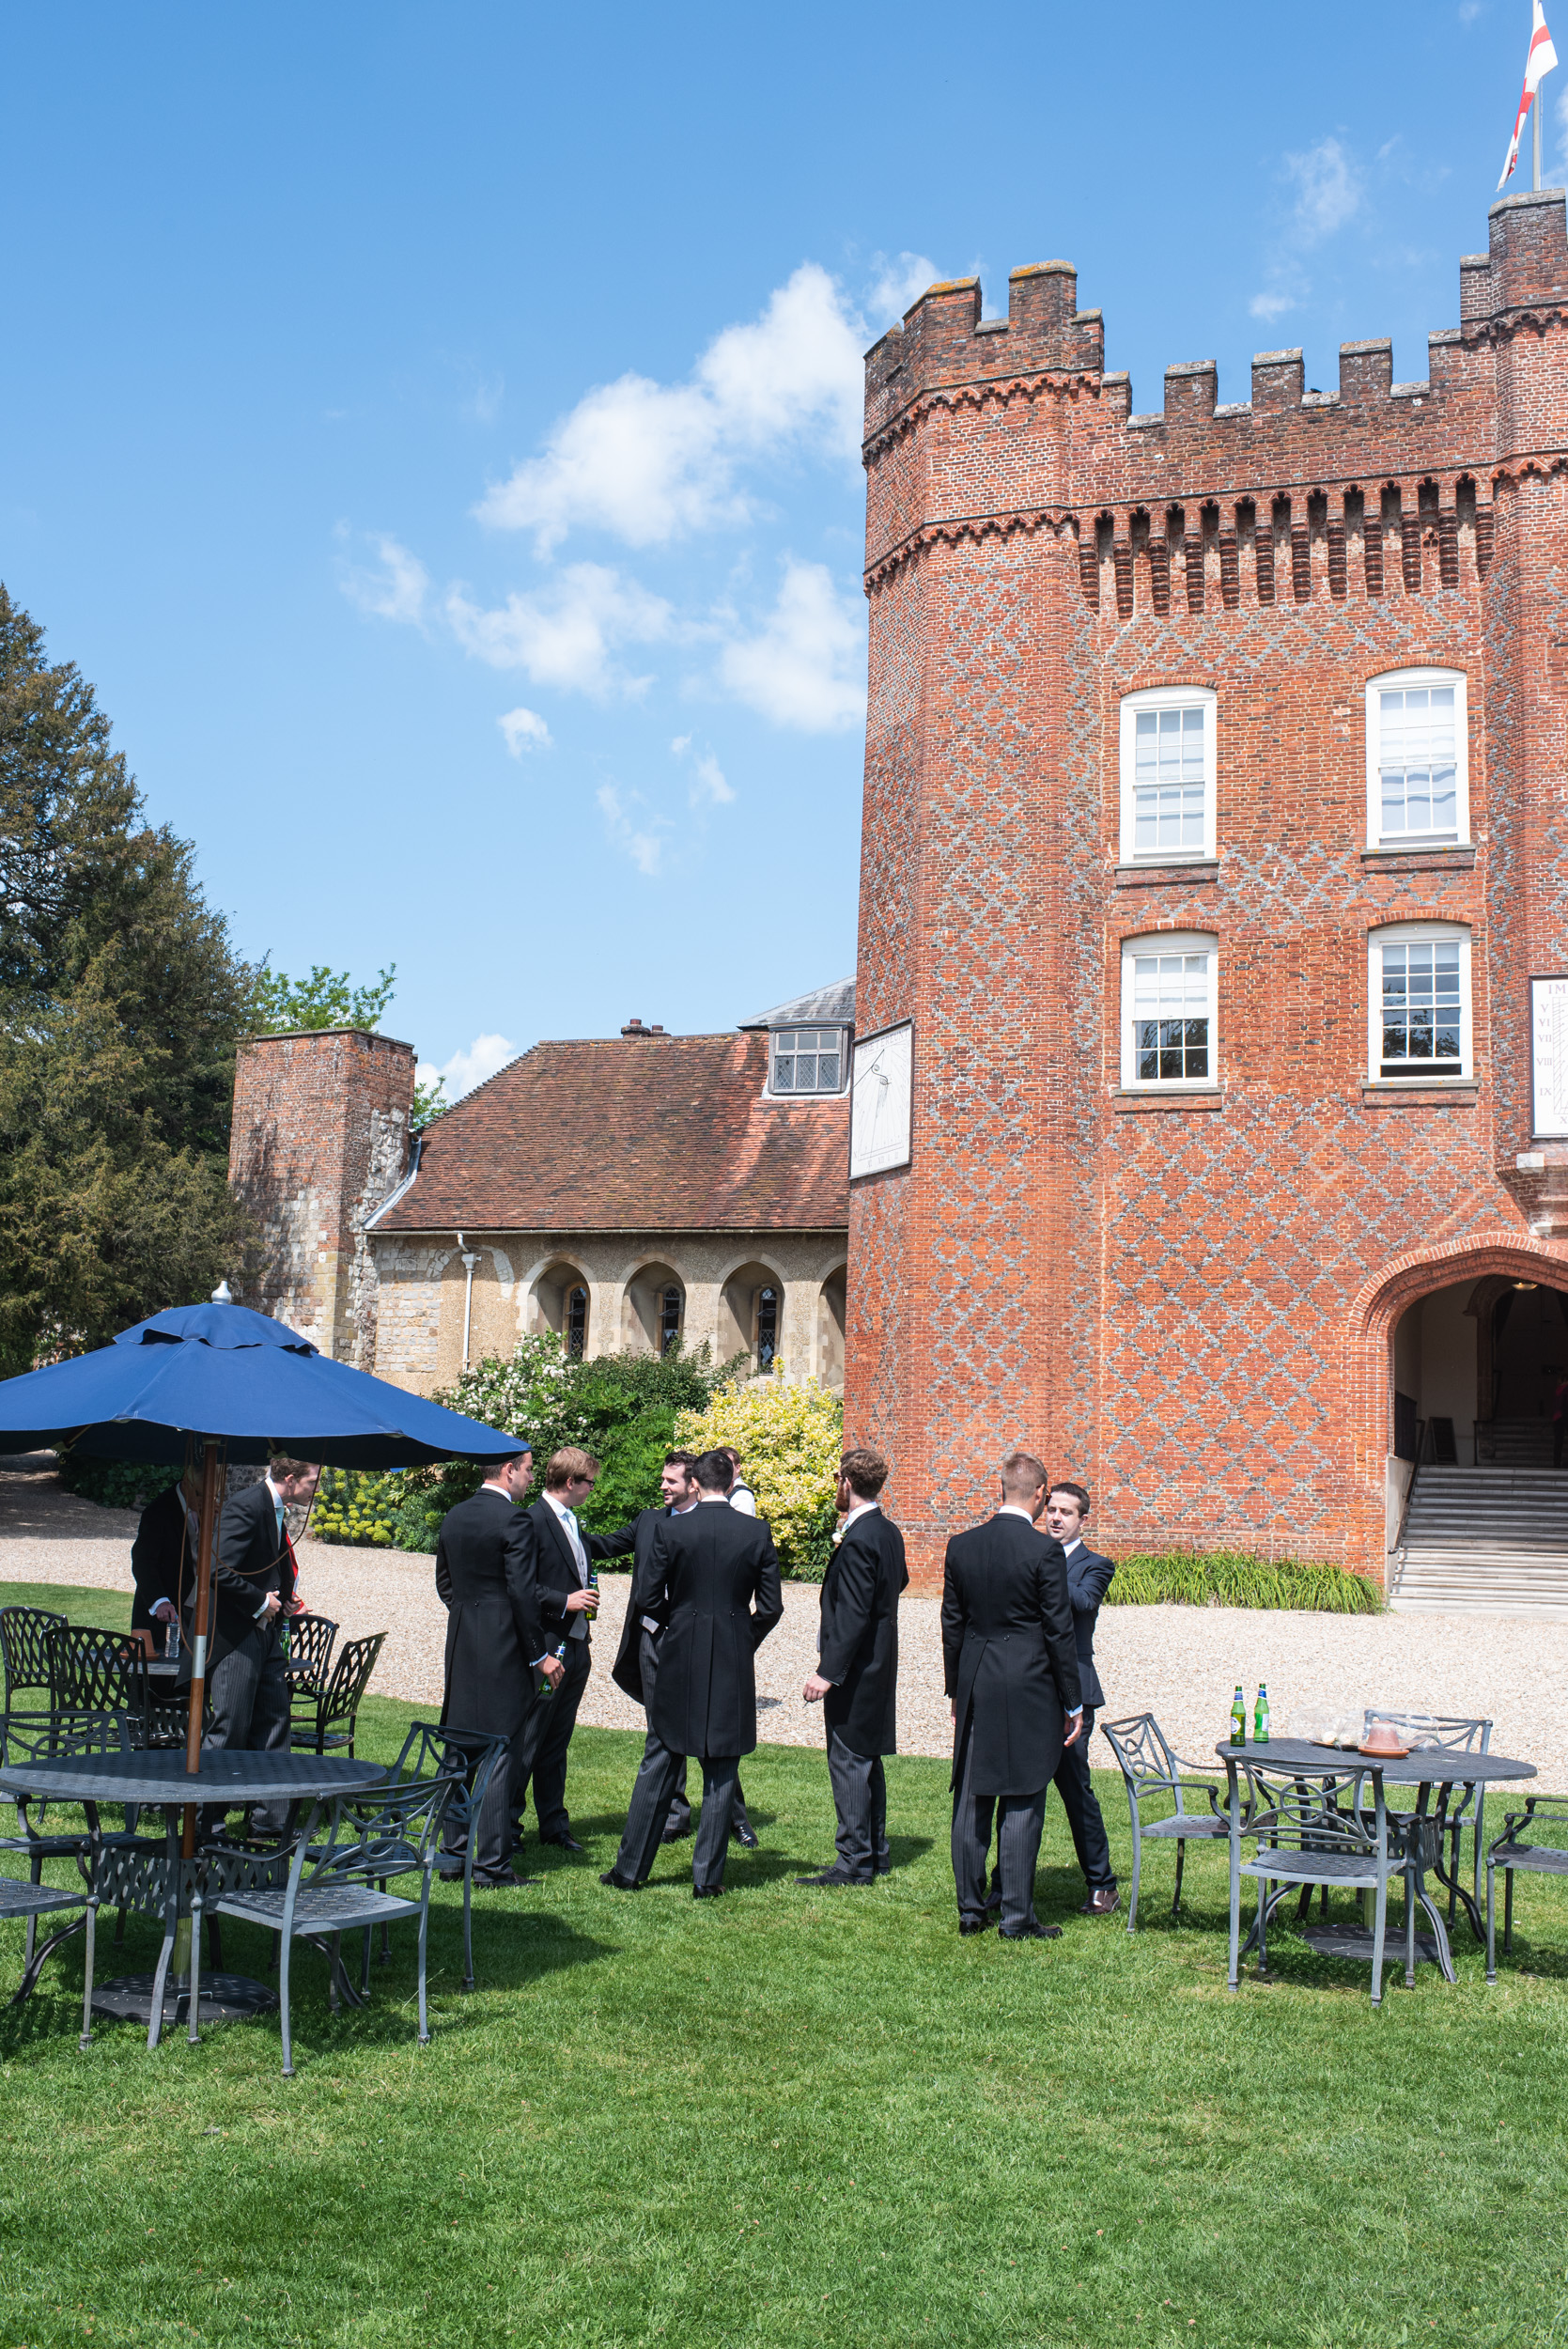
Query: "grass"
1107 1553 1385 1613
0 1584 1562 2348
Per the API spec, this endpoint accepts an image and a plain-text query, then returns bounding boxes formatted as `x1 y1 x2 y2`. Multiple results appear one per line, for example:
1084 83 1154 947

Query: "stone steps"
1389 1462 1568 1612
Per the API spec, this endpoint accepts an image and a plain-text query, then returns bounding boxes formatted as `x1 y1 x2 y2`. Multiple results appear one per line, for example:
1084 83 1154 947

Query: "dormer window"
771 1027 844 1095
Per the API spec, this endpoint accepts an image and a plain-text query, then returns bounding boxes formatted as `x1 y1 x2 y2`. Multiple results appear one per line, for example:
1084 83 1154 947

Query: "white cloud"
1459 2 1483 22
498 706 551 754
670 732 692 754
446 563 673 697
338 532 429 625
692 752 734 806
1249 288 1298 322
718 558 865 733
597 783 668 876
417 1031 518 1105
1285 136 1362 242
865 251 938 326
474 262 871 555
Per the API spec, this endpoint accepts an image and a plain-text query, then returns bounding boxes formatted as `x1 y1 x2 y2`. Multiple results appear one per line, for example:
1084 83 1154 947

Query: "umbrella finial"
210 1279 234 1304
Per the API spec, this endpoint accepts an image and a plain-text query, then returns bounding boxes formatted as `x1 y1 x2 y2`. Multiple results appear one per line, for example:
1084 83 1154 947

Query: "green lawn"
0 1585 1565 2348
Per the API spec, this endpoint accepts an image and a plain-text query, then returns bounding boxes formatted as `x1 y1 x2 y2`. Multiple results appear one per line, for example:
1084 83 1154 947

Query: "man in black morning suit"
600 1449 703 1838
798 1446 908 1886
131 1464 202 1640
181 1455 318 1833
1044 1479 1119 1916
942 1448 1083 1939
435 1445 563 1887
601 1447 784 1897
509 1448 603 1853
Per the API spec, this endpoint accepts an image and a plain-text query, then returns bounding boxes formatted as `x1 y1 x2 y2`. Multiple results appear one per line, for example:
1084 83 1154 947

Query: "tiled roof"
371 1030 848 1235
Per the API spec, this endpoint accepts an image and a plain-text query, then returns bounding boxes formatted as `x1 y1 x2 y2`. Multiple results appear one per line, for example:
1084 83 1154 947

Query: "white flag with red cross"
1498 2 1560 189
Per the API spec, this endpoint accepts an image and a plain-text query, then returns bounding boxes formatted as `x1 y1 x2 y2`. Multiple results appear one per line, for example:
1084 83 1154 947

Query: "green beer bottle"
1254 1684 1270 1744
539 1638 567 1700
1229 1685 1246 1746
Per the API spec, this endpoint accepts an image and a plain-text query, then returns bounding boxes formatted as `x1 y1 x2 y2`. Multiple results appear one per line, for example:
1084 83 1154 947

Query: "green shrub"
54 1454 180 1512
312 1467 402 1548
1105 1550 1383 1613
674 1381 844 1578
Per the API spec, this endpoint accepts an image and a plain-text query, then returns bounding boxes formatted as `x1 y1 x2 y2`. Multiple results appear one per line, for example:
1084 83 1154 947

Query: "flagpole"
1536 70 1544 189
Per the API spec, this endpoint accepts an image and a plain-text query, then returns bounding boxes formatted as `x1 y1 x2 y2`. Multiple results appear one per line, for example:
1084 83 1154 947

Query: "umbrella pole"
181 1438 225 1857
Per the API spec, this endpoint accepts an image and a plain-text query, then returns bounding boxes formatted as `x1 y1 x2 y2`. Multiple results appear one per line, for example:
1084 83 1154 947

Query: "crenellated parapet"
863 188 1568 595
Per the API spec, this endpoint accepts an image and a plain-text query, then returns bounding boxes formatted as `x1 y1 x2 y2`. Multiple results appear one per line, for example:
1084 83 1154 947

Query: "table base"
91 1971 278 2029
1301 1923 1445 1972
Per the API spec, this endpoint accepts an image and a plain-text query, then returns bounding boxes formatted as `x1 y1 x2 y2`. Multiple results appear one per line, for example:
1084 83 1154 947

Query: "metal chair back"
282 1611 338 1688
45 1625 148 1741
1360 1708 1493 1912
0 1605 66 1712
1100 1712 1187 1807
399 1720 509 1989
291 1631 386 1756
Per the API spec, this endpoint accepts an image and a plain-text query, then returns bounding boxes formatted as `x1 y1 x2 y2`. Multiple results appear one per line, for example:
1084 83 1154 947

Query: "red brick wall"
228 1029 415 1363
849 190 1568 1587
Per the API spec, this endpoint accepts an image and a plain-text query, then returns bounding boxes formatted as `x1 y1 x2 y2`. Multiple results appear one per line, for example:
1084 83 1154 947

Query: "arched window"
566 1284 588 1360
659 1284 683 1357
756 1285 779 1372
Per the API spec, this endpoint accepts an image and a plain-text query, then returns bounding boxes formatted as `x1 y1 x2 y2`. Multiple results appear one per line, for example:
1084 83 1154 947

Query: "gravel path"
3 1458 1563 1784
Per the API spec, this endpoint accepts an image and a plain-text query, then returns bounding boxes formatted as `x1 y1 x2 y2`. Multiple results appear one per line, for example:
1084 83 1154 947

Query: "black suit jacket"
940 1513 1083 1798
598 1505 685 1705
819 1507 908 1758
180 1480 300 1671
1063 1541 1114 1713
131 1486 195 1634
528 1498 594 1652
631 1501 784 1759
435 1488 547 1738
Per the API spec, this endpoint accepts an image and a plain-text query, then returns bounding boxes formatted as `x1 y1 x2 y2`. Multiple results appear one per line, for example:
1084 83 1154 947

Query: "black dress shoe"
999 1921 1063 1940
541 1833 585 1854
793 1868 871 1887
731 1822 759 1848
598 1870 642 1891
692 1884 725 1900
1080 1884 1120 1917
472 1869 539 1890
661 1823 692 1843
959 1917 993 1937
876 1859 893 1876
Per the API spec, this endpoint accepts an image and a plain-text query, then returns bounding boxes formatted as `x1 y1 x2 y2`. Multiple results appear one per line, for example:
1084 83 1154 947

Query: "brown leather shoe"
1080 1884 1120 1917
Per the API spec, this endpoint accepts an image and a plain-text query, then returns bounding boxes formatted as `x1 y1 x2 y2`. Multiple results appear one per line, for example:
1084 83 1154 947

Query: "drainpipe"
457 1232 480 1369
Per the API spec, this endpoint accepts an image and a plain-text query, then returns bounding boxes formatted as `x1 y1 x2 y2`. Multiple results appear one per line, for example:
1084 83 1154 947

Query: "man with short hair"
435 1446 561 1888
190 1455 318 1835
509 1447 602 1853
942 1449 1082 1940
798 1446 908 1887
602 1450 703 1838
1044 1480 1119 1917
601 1447 783 1898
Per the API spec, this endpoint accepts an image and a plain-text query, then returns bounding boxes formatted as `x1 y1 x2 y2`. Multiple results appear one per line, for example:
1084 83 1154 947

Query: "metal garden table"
1217 1738 1536 1988
0 1748 385 2047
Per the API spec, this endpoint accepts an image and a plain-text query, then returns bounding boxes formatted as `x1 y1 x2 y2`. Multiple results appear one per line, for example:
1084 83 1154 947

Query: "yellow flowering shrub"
674 1380 843 1579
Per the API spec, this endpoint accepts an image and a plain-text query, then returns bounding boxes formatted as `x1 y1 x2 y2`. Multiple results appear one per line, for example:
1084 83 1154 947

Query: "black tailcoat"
131 1486 195 1634
631 1501 783 1758
180 1480 300 1672
819 1508 908 1758
434 1489 547 1738
595 1506 677 1705
1065 1542 1115 1712
528 1497 593 1649
941 1513 1083 1797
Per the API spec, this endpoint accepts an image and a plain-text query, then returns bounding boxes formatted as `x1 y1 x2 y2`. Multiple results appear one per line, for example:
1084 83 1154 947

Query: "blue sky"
0 2 1554 1098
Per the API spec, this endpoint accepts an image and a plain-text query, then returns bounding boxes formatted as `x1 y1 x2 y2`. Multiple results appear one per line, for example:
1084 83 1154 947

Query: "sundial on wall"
850 1022 913 1179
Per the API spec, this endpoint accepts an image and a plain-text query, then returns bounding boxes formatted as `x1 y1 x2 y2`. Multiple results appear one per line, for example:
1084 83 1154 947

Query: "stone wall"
369 1229 848 1394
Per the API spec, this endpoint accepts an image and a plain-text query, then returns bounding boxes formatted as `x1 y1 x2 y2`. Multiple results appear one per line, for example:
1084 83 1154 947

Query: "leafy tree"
410 1073 447 1130
0 586 257 1368
250 962 396 1034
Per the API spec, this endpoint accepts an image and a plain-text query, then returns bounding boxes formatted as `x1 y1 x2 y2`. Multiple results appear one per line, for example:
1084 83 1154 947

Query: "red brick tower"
228 1028 416 1366
848 193 1568 1586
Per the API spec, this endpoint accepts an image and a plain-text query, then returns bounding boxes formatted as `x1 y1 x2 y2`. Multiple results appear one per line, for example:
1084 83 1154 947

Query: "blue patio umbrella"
0 1297 532 1783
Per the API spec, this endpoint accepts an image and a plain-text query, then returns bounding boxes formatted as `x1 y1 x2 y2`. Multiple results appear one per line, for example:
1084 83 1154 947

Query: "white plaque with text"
1532 977 1568 1136
850 1022 913 1178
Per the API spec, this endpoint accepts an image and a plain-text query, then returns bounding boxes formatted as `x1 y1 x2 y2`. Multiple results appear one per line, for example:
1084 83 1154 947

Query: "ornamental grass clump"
1107 1550 1383 1613
674 1379 844 1579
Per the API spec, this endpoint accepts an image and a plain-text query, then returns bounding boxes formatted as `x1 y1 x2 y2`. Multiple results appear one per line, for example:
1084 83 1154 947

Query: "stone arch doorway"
623 1261 685 1357
531 1258 593 1359
719 1261 784 1376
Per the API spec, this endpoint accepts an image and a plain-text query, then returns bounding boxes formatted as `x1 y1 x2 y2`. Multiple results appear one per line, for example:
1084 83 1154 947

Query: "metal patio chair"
0 1604 66 1758
0 1710 149 2026
214 1736 461 2076
288 1632 385 1759
282 1611 339 1700
1100 1711 1230 1932
1485 1796 1568 1983
1230 1761 1395 2005
1360 1709 1493 1925
420 1722 510 1991
46 1625 151 1750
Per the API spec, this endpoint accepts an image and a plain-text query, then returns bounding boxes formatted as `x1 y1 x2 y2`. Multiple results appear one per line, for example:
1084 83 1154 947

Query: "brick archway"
1345 1230 1568 1575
